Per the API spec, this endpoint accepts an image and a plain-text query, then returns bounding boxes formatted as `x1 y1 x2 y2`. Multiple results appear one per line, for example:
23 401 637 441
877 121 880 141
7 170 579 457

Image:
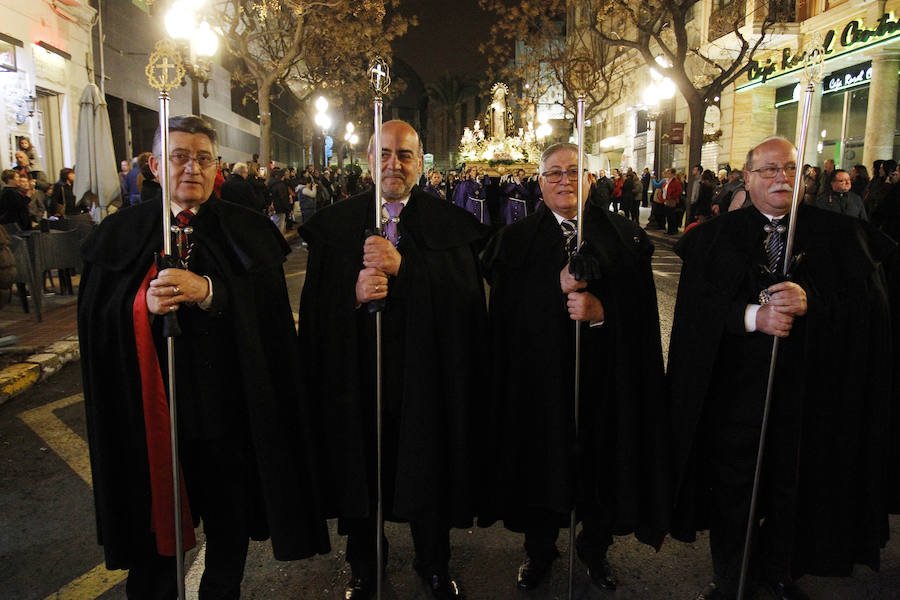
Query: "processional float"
736 37 826 600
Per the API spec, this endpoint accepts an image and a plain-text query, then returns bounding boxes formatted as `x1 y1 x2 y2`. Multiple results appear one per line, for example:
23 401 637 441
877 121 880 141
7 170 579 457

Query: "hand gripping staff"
367 57 391 600
145 39 188 600
735 40 825 600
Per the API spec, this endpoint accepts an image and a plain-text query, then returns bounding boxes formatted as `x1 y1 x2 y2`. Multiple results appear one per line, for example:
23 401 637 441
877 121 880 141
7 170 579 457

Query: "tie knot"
176 210 193 227
764 218 786 235
561 219 577 234
384 201 403 219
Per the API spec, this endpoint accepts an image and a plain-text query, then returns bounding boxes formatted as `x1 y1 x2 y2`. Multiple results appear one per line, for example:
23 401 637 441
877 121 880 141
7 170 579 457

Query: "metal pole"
157 92 185 600
568 95 586 600
735 78 818 600
368 58 389 600
97 0 106 97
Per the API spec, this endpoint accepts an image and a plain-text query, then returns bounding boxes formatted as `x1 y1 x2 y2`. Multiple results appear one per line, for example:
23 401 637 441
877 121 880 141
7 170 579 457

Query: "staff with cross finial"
735 41 825 600
145 38 189 600
367 56 391 600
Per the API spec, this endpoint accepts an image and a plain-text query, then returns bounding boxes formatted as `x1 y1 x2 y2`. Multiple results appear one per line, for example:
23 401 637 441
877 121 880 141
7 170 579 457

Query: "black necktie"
764 217 786 273
561 219 577 257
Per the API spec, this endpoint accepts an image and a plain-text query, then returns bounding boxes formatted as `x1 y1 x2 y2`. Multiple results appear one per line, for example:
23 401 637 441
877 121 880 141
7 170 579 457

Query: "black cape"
297 188 490 527
480 204 670 547
668 204 895 576
78 197 329 569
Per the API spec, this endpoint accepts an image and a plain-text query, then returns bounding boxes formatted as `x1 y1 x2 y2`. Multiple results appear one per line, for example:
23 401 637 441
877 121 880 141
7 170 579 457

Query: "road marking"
19 394 91 487
43 562 127 600
20 393 203 598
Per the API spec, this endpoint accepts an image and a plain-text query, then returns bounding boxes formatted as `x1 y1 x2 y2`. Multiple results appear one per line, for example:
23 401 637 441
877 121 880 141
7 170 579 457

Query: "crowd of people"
0 137 86 233
75 113 899 600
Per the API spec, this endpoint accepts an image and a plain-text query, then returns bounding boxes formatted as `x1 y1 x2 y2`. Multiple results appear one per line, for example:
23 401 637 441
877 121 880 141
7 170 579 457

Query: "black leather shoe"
516 557 553 590
344 575 374 600
586 558 617 591
421 573 464 600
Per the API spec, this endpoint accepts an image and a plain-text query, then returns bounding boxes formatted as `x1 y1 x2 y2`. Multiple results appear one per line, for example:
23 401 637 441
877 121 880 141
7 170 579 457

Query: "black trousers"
344 510 450 580
707 403 800 596
126 437 253 600
522 506 613 567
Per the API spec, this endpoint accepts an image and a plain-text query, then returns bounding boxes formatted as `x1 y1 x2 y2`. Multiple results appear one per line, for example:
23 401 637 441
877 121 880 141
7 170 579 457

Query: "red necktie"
175 210 193 261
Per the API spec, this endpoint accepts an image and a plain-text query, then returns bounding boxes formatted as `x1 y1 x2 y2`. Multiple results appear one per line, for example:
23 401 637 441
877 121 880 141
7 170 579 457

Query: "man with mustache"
668 137 895 600
79 115 329 597
297 119 489 599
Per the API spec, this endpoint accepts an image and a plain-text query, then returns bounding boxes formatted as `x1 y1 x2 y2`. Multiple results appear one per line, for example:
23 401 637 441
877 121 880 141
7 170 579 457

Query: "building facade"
575 0 899 175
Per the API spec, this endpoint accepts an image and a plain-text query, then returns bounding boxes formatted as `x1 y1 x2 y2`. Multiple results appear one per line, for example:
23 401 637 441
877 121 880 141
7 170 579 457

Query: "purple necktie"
383 201 403 247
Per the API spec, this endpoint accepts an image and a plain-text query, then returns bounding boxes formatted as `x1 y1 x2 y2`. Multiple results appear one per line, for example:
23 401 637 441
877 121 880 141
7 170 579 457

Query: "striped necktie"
561 218 577 257
764 217 786 273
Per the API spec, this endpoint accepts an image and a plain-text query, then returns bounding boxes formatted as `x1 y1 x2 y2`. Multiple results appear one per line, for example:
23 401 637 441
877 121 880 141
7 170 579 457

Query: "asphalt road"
1 233 899 599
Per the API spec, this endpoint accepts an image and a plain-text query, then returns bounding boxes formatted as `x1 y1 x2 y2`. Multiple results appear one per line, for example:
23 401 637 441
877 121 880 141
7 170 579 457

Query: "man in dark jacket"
0 169 32 230
668 137 895 600
297 120 488 600
814 169 867 220
220 162 264 214
482 143 669 593
591 169 613 210
79 115 329 598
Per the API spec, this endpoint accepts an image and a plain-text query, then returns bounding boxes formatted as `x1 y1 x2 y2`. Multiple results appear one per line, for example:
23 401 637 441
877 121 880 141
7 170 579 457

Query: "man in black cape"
668 137 895 600
296 120 489 600
79 115 329 598
480 142 669 593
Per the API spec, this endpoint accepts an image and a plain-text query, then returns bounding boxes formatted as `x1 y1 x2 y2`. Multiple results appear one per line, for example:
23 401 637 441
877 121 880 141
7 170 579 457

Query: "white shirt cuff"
198 276 213 310
744 304 760 332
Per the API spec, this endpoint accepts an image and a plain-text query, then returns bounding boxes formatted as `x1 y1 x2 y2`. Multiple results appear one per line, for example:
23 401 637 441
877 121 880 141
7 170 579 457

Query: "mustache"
769 183 792 193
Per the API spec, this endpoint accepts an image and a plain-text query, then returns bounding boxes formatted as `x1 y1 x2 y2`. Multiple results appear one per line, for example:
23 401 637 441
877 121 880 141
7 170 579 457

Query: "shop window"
775 103 798 140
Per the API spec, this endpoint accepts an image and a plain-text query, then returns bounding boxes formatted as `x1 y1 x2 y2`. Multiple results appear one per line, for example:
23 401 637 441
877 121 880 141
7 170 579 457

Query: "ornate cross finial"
804 33 826 85
368 58 391 96
568 54 594 98
146 39 185 92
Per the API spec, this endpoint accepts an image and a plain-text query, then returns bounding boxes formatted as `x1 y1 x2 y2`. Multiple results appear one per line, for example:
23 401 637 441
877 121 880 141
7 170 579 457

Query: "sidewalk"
0 286 80 405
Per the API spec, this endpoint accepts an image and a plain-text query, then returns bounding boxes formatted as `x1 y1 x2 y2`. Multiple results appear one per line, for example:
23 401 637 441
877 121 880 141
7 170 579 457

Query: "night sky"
391 0 502 84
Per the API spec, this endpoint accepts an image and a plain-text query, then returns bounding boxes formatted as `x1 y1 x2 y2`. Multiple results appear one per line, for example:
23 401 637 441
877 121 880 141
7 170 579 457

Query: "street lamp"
313 99 332 168
343 122 357 165
165 0 218 116
642 68 675 176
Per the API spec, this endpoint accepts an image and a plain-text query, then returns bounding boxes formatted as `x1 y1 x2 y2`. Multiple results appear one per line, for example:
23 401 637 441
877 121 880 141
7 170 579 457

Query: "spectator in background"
641 167 651 207
119 159 130 199
692 169 717 223
17 137 47 184
221 162 264 213
662 167 684 234
214 156 225 198
0 170 32 230
802 165 819 205
139 152 161 204
815 169 867 221
850 164 869 197
267 167 291 234
51 168 78 216
124 157 141 207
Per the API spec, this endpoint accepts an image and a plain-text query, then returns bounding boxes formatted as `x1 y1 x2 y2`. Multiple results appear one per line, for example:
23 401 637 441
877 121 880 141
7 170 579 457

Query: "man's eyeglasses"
749 164 797 179
541 168 585 183
169 152 216 169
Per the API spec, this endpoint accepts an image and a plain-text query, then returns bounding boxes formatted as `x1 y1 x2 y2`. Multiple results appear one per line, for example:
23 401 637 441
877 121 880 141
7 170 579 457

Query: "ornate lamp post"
165 0 218 116
344 122 358 166
642 68 675 176
314 96 332 168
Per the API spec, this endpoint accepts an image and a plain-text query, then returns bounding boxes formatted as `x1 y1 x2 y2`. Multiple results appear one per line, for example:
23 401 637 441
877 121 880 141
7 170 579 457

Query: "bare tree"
212 0 411 167
480 0 630 133
591 0 783 176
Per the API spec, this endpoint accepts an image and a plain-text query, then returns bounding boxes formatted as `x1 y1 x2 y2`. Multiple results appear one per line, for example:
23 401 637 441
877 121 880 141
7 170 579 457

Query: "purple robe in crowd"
453 177 491 225
423 183 446 200
500 178 533 225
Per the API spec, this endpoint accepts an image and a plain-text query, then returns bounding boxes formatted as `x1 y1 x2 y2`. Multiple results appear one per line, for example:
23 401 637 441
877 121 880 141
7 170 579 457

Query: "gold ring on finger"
173 286 180 295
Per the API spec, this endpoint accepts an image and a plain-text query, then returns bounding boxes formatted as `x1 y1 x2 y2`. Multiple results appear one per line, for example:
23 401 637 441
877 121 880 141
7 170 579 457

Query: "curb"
0 335 80 406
